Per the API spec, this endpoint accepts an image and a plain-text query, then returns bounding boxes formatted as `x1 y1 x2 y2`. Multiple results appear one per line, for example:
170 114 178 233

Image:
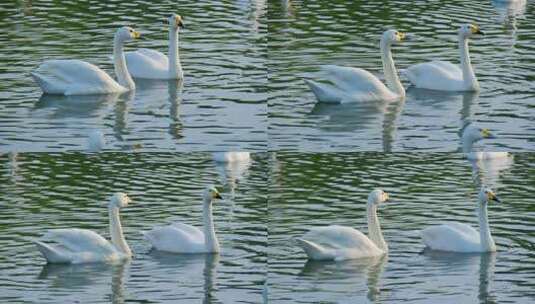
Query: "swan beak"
490 194 501 203
475 29 484 35
176 16 184 29
133 31 141 39
215 192 223 199
481 128 495 139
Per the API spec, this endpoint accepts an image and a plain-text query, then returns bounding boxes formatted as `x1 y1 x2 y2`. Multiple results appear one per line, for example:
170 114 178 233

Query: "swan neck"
478 200 495 252
168 27 182 78
367 201 388 252
203 198 220 252
459 35 478 90
109 206 132 256
462 134 475 153
380 39 404 98
113 37 135 90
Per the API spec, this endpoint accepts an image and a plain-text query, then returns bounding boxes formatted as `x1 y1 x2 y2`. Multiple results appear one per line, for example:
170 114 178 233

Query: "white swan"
421 187 501 252
32 27 140 95
125 14 184 79
144 186 223 253
461 123 509 160
305 30 407 103
34 193 133 264
296 189 390 261
405 24 484 91
212 152 251 163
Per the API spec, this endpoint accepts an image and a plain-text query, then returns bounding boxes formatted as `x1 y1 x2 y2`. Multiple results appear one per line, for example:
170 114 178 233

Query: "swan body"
125 14 184 79
306 30 407 103
144 186 223 253
421 187 500 253
32 27 140 95
297 189 390 261
405 24 483 91
35 193 133 264
212 152 250 163
461 123 509 160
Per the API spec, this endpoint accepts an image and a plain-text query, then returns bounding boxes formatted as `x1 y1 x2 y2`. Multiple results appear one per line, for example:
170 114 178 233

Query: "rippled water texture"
269 0 535 151
0 153 267 303
268 153 535 303
0 0 267 152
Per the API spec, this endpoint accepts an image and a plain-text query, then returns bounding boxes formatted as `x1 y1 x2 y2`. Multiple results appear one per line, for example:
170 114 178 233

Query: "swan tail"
31 72 63 94
304 80 342 104
296 238 332 260
34 241 72 263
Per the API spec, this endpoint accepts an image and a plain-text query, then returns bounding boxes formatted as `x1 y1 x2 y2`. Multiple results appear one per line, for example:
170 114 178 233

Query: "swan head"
110 192 132 208
167 14 184 29
115 26 141 42
459 24 484 38
479 187 501 204
204 186 223 202
462 123 495 143
368 189 390 205
381 29 406 45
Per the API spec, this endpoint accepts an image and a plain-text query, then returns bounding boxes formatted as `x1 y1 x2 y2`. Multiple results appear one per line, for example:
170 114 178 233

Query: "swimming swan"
405 24 484 91
296 189 390 261
421 187 501 252
34 193 133 264
305 30 407 103
212 152 251 163
144 186 223 253
32 27 140 95
461 123 509 160
125 14 184 79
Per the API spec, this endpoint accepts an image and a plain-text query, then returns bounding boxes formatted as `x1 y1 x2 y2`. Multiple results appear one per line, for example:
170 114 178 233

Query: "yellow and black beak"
472 25 484 35
176 16 184 29
398 32 406 41
489 193 501 203
133 31 141 39
481 128 495 139
214 192 223 199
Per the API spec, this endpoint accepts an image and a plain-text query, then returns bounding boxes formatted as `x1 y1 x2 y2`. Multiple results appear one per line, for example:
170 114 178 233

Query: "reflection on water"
469 154 514 189
268 153 535 303
310 99 405 151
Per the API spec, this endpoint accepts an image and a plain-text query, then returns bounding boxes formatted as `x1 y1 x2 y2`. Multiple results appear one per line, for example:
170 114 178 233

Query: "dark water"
0 152 267 303
268 0 535 151
268 153 535 303
0 0 267 152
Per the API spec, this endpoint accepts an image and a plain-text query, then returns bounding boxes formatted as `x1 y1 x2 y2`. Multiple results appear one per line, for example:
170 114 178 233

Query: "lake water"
268 0 535 151
0 152 267 303
0 0 267 152
268 153 535 303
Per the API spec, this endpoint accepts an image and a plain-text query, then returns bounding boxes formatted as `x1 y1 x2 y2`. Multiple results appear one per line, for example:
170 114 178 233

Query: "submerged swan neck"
168 27 182 78
109 206 132 256
380 38 404 98
459 35 478 90
203 197 220 252
478 199 495 252
113 36 135 90
367 200 388 252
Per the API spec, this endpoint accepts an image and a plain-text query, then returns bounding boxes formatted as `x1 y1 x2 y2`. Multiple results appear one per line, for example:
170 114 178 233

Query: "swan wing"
421 222 481 252
144 224 205 253
45 228 116 254
304 225 378 250
405 61 464 90
125 49 169 79
32 59 124 95
321 65 390 95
